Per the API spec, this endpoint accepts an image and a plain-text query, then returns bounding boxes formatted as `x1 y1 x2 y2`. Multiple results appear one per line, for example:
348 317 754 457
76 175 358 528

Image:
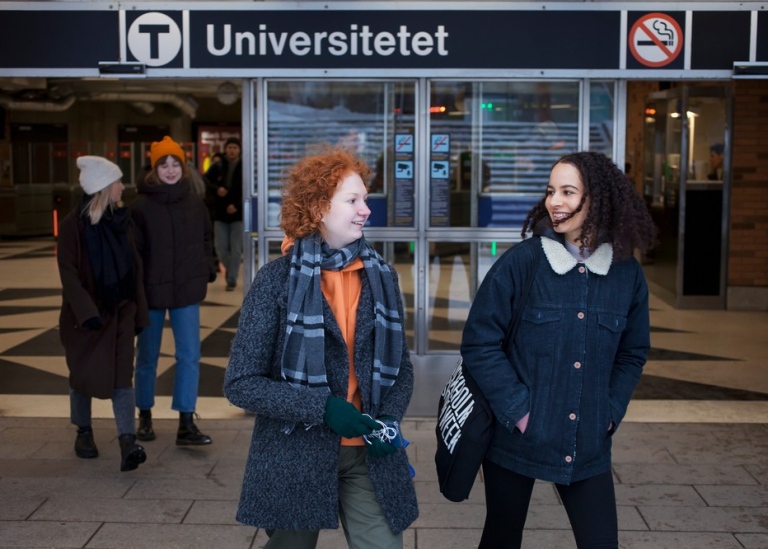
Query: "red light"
645 107 656 116
429 106 447 113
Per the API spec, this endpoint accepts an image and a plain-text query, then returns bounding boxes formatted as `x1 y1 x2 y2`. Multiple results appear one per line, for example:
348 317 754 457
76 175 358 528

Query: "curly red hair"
280 146 371 239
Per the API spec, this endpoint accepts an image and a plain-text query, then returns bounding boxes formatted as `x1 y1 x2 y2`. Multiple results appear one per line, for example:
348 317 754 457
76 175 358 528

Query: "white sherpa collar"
540 238 613 276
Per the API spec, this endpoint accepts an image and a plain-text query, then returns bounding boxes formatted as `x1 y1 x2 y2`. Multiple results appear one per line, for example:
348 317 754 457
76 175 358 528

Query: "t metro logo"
127 13 182 67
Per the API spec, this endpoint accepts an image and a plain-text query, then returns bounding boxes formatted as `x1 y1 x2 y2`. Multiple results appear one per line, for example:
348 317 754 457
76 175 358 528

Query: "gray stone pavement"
1 415 768 548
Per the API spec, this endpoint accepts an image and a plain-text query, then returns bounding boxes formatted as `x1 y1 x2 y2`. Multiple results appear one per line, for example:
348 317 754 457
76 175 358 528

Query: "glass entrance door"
246 77 621 357
642 85 732 308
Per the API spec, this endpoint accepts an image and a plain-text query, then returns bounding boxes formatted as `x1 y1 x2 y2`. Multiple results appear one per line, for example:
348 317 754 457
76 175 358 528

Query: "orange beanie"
150 136 185 168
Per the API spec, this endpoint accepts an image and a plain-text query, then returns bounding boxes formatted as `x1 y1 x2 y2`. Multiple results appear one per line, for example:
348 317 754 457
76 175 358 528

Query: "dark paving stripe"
201 329 236 358
0 305 60 316
0 328 36 334
155 362 225 398
648 347 739 361
0 359 69 394
0 289 62 301
2 250 56 260
650 326 689 333
220 311 241 330
1 328 64 356
634 374 768 400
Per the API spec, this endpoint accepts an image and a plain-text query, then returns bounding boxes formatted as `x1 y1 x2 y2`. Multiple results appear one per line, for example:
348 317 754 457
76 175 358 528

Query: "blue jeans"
214 220 243 286
134 304 201 413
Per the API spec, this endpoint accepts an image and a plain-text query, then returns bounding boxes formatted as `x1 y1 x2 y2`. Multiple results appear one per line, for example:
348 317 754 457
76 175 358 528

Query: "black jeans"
479 459 618 549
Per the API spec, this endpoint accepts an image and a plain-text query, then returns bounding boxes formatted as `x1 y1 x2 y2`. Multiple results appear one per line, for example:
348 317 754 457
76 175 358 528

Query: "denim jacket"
460 231 650 484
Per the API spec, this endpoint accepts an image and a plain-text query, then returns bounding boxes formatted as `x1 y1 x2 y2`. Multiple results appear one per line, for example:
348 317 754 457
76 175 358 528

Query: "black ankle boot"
75 426 99 459
176 412 212 446
136 409 155 441
119 433 146 472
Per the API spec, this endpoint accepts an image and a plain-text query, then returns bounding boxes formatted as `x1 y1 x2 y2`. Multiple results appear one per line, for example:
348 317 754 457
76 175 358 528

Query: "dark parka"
204 157 243 223
57 207 149 399
224 254 419 534
461 230 650 485
130 179 216 310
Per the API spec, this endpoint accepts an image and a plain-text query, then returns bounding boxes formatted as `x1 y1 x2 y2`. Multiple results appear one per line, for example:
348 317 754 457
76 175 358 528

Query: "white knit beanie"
77 156 123 195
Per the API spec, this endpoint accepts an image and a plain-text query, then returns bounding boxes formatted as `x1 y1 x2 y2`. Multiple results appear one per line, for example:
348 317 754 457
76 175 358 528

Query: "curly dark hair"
280 145 371 239
521 152 655 261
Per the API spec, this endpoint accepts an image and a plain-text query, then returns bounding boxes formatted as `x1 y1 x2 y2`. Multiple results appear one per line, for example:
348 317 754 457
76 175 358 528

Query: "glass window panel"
427 239 519 352
686 96 726 182
264 81 415 228
429 81 579 228
590 81 615 158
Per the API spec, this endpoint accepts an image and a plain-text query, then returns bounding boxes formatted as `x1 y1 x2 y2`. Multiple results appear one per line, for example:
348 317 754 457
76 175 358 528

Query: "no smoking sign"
629 13 683 68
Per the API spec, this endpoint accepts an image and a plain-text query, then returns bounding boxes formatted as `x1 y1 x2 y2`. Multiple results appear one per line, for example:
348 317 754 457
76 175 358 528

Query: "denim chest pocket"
522 308 563 325
597 312 627 333
596 312 627 359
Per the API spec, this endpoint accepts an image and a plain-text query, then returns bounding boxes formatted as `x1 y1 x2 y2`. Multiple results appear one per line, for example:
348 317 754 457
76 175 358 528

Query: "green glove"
366 436 397 458
323 396 379 438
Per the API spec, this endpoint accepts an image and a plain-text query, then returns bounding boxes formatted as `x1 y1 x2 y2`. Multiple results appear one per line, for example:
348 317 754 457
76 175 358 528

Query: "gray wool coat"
224 254 419 534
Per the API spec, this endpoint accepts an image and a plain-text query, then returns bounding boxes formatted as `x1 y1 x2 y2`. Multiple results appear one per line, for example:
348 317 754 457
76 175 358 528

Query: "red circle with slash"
629 13 683 68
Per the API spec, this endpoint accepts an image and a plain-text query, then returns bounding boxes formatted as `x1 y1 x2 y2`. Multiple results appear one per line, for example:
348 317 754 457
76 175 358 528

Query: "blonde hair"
84 183 117 225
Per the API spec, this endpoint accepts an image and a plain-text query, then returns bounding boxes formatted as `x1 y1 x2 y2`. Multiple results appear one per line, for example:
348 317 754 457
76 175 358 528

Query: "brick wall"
730 81 768 289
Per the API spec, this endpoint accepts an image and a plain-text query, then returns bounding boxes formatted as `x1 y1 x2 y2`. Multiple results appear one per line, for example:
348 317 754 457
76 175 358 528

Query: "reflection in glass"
590 81 615 158
427 240 516 352
685 97 726 182
429 81 579 228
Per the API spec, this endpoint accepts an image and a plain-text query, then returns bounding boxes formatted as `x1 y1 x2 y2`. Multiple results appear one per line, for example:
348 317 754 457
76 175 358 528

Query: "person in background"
461 152 655 549
187 160 207 199
708 143 725 181
224 147 418 548
131 136 217 446
57 155 149 472
204 137 243 291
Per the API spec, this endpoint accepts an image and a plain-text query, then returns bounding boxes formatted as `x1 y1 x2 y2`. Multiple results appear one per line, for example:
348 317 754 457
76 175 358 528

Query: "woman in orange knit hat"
131 136 218 446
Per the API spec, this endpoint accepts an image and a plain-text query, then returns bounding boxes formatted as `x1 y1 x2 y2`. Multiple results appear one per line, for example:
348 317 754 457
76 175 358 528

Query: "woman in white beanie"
57 155 149 472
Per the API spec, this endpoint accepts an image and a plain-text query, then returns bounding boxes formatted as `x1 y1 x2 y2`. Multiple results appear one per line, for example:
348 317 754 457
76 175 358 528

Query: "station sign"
0 4 764 75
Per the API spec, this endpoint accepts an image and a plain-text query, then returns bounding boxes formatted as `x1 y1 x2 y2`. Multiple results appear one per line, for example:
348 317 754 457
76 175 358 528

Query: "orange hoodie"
282 236 365 446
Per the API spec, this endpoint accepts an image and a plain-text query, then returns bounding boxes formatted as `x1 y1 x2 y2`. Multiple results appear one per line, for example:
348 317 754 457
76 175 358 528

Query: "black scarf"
81 196 136 314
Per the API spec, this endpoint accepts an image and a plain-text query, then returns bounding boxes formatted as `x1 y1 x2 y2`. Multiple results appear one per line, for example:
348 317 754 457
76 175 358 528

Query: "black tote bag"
435 243 540 502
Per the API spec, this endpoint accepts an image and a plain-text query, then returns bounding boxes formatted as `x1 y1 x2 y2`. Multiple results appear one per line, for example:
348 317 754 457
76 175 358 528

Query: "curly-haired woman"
224 146 418 548
460 151 655 549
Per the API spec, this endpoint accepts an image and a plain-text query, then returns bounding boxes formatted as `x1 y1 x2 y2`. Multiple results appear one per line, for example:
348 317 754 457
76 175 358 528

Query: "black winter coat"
131 179 216 310
204 157 243 223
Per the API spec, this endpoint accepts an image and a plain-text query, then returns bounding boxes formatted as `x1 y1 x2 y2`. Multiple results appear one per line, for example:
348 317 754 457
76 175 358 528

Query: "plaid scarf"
282 234 403 415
